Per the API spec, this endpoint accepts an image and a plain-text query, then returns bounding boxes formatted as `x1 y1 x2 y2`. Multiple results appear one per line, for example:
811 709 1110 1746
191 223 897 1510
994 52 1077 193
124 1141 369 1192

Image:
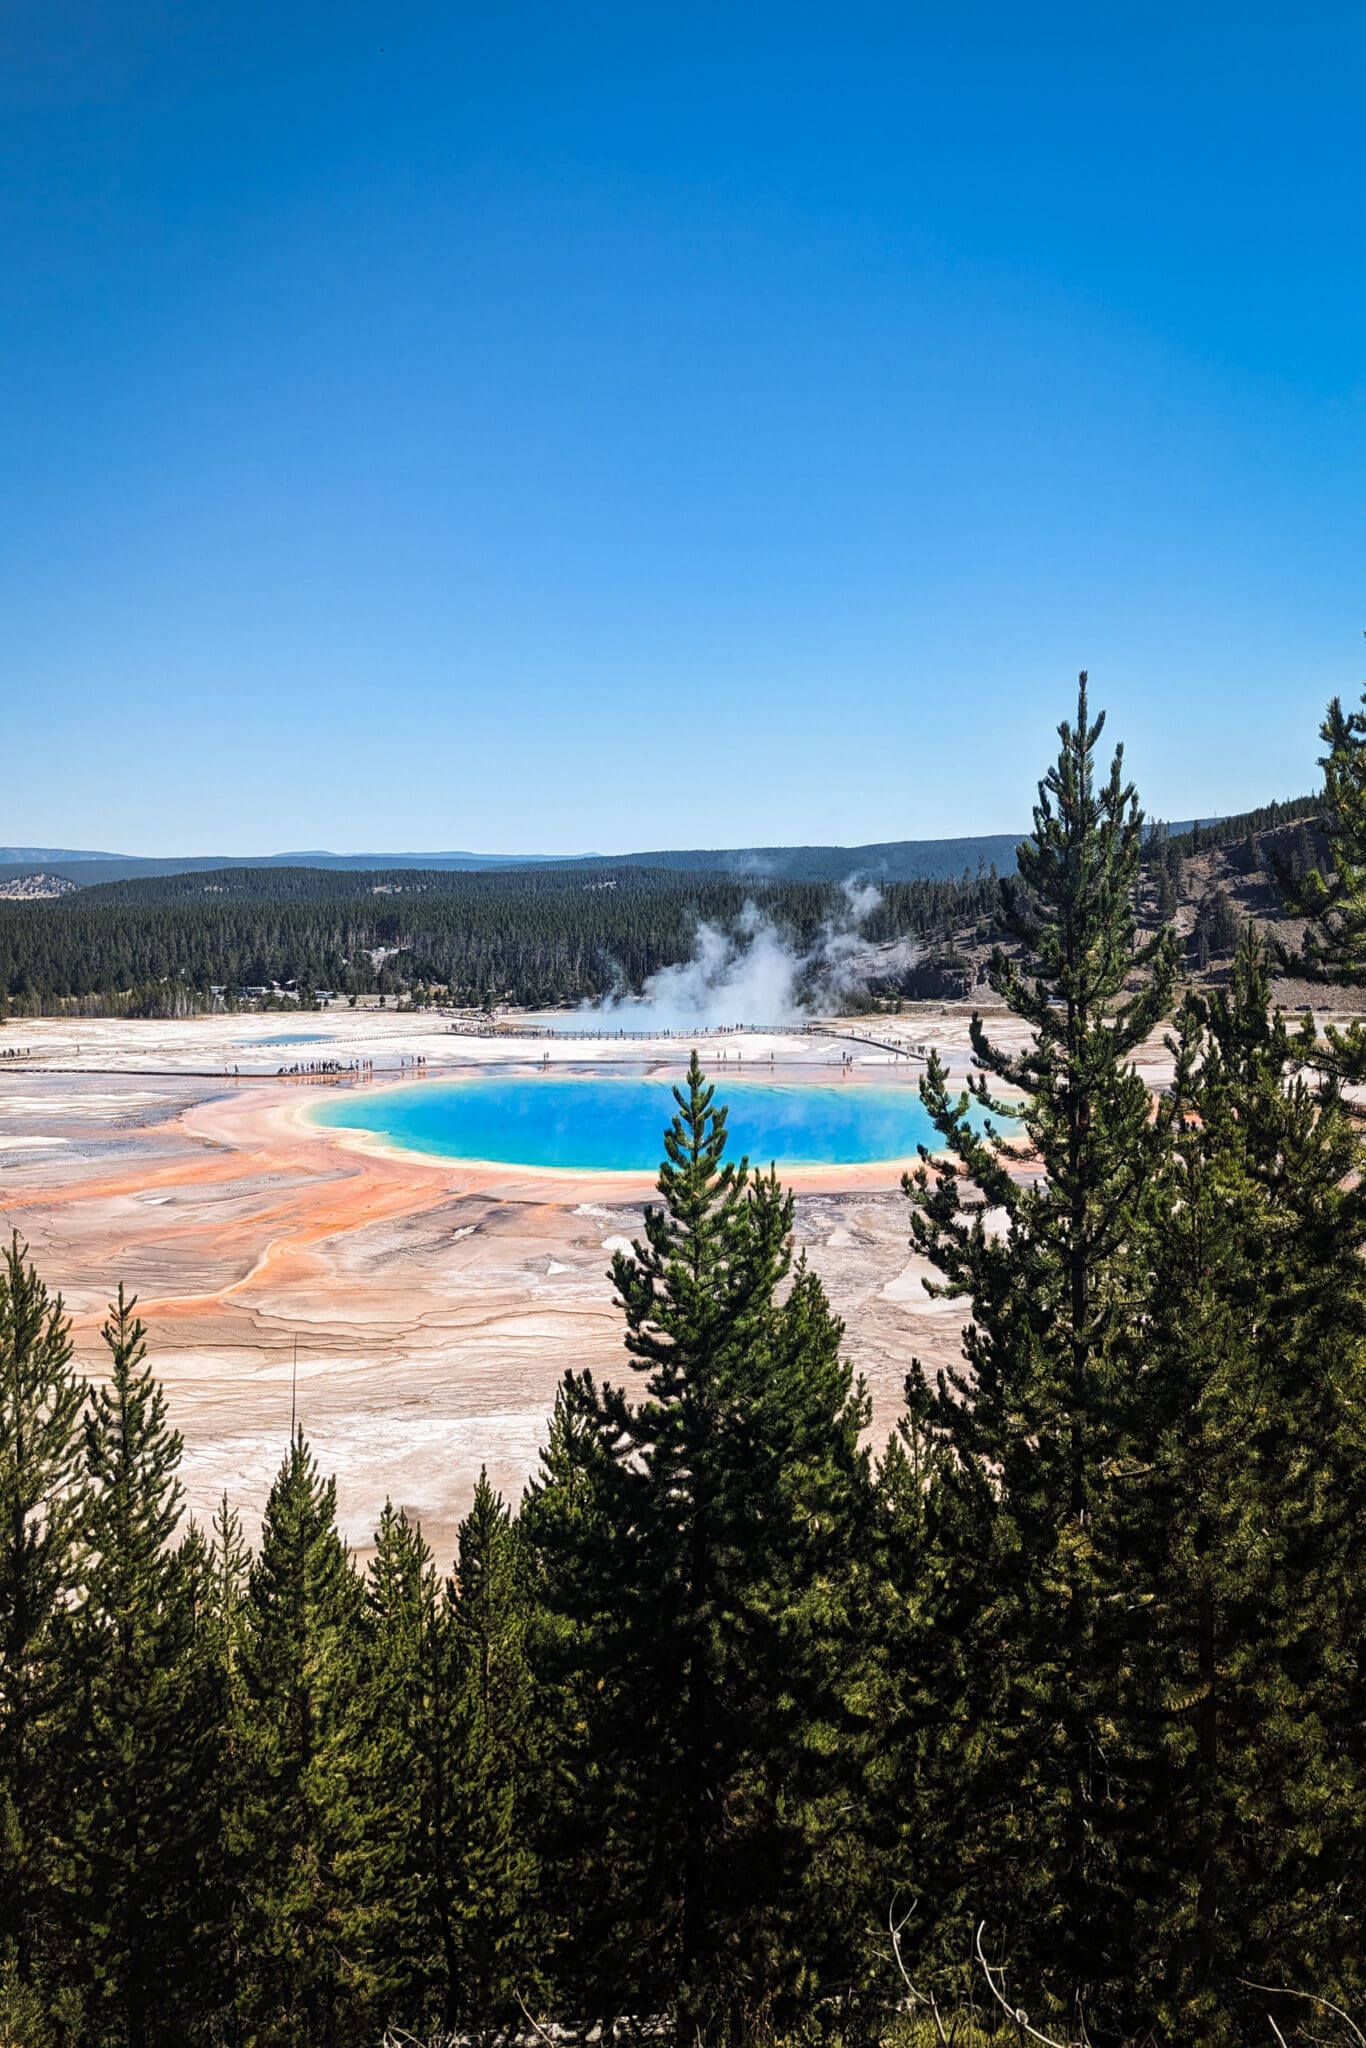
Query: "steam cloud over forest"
569 879 893 1030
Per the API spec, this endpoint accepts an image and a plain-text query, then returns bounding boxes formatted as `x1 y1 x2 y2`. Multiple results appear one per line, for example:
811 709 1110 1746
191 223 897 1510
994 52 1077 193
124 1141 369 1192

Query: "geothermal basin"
1 1010 1048 1555
311 1073 959 1174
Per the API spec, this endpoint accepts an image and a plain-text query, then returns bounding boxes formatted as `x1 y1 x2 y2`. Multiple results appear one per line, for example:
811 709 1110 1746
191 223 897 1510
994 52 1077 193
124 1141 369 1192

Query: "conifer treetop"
0 1232 87 1641
84 1285 185 1636
985 670 1178 1084
906 675 1178 1263
1273 642 1366 1080
1277 642 1366 982
610 1048 794 1400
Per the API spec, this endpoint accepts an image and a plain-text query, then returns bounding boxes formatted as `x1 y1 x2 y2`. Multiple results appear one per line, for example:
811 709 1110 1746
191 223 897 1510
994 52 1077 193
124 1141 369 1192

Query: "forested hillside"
0 792 1325 1020
6 680 1366 2045
0 790 1332 1019
0 863 1002 1014
569 832 1028 881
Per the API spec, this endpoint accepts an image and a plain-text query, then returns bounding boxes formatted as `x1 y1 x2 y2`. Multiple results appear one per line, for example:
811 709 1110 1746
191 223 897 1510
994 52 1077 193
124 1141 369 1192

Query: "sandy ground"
0 1003 1145 1558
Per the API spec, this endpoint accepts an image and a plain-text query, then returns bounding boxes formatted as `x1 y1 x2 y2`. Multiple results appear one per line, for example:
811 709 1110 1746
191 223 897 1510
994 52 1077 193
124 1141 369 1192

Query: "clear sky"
3 2 1364 855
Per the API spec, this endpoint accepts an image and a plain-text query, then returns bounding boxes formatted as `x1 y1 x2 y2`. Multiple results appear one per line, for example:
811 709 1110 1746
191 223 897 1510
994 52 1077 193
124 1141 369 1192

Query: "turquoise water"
240 1032 331 1047
312 1074 958 1173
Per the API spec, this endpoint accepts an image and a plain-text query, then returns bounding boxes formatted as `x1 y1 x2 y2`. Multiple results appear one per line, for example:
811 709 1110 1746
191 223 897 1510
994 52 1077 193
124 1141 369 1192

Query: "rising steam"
569 880 888 1033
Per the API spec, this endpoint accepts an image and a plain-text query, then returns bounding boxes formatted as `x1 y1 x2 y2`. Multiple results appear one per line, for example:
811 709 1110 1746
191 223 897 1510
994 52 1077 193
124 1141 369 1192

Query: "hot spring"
311 1074 972 1174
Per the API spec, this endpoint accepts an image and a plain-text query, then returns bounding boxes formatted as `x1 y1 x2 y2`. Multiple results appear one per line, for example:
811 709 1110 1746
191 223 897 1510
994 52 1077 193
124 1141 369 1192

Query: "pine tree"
358 1500 449 2032
1274 655 1366 1079
520 1370 631 2018
235 1430 371 2048
1114 928 1366 2035
0 1237 86 1994
899 677 1178 2013
206 1489 252 1669
1276 671 1366 973
188 1493 255 2044
862 1415 956 1985
530 1054 874 2035
69 1287 197 2048
445 1472 537 2026
1194 885 1240 960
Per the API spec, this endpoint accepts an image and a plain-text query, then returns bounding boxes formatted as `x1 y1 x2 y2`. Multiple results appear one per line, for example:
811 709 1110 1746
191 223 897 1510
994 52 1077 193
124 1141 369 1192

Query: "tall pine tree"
1113 929 1366 2037
0 1236 86 1997
1276 667 1366 967
185 1489 256 2044
358 1499 456 2033
445 1472 537 2025
68 1288 200 2048
235 1430 371 2048
528 1054 874 2037
898 677 1178 2013
520 1369 632 2018
1274 649 1366 1082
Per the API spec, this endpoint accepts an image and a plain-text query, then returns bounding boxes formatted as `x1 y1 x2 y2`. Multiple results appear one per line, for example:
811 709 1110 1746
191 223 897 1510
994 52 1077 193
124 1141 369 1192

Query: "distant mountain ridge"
0 847 128 863
0 821 1223 892
0 836 1030 889
0 846 577 883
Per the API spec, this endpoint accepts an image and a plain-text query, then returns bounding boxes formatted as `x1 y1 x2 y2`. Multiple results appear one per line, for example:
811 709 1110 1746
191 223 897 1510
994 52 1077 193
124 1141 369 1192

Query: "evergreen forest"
6 680 1366 2044
0 865 1002 1016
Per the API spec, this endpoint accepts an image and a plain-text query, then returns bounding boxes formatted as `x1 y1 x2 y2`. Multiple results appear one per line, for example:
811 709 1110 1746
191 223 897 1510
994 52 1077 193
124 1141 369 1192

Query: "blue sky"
3 1 1363 854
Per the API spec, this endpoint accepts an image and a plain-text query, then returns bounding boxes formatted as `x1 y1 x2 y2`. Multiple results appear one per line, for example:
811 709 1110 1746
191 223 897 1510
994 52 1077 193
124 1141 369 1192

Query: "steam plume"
570 880 888 1032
